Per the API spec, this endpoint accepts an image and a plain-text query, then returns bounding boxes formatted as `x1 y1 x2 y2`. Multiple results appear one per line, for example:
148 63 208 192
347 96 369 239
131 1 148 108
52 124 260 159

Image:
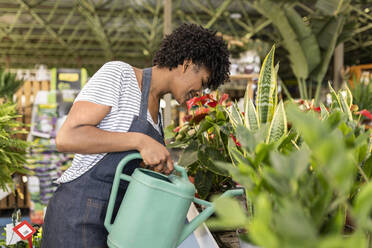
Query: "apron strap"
139 67 164 138
139 67 152 120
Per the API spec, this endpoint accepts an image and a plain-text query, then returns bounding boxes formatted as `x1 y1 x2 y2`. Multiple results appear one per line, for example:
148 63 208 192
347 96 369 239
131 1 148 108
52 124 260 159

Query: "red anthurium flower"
173 126 181 133
207 101 217 108
218 93 229 105
195 107 209 115
191 108 210 124
183 114 193 123
312 106 321 113
186 95 212 111
357 109 372 120
230 134 241 147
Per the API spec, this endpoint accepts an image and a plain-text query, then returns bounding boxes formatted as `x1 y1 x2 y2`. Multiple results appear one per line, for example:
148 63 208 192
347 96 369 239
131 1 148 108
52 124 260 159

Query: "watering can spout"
177 188 244 246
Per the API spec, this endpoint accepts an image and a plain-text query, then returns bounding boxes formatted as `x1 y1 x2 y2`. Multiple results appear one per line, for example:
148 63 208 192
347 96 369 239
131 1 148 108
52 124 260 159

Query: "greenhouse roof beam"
76 0 113 59
205 0 233 28
15 0 70 49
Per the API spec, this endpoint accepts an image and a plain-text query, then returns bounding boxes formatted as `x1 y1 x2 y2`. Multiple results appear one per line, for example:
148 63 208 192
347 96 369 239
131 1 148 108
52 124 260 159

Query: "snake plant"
227 44 287 144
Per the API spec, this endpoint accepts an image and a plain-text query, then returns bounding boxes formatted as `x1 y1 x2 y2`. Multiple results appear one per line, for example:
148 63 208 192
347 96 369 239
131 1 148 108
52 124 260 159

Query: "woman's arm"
56 101 173 173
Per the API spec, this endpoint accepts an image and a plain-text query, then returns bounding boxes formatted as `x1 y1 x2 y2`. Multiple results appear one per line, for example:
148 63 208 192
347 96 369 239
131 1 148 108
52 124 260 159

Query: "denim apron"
42 68 164 248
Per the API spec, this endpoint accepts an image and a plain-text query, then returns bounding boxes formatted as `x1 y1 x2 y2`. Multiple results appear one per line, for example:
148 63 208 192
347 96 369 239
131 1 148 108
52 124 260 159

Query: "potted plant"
206 48 372 246
0 69 29 193
166 92 235 199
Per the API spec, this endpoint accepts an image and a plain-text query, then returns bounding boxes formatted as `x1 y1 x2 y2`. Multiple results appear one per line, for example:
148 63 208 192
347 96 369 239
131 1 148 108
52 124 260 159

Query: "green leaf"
256 44 277 124
320 103 329 120
227 103 243 128
266 101 287 143
178 140 198 167
328 81 341 109
253 0 309 83
248 193 279 248
315 0 351 16
338 91 353 121
195 169 213 199
354 182 372 229
244 98 259 132
311 16 345 84
236 125 256 153
283 6 321 73
207 197 248 230
362 155 372 179
197 148 229 176
344 85 353 108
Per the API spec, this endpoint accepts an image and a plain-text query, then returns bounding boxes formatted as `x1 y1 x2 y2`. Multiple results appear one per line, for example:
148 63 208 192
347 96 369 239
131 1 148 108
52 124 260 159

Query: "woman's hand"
137 134 174 175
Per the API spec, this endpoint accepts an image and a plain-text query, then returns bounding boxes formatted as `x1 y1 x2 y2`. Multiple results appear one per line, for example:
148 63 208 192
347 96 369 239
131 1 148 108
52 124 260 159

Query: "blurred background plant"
0 69 29 192
347 77 372 124
0 68 24 102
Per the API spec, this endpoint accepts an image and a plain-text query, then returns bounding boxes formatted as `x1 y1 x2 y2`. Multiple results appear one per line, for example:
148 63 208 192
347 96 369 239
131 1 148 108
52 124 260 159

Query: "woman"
41 23 230 247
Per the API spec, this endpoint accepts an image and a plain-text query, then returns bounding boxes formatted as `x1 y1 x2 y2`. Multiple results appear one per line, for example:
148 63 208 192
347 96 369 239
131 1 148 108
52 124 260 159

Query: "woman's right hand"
137 134 174 175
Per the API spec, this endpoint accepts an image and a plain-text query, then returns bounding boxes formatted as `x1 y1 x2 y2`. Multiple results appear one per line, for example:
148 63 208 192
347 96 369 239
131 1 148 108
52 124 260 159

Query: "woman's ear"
182 59 192 73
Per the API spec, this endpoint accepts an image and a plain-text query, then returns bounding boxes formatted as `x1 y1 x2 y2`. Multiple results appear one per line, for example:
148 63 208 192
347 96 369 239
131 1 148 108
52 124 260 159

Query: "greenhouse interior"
0 0 371 247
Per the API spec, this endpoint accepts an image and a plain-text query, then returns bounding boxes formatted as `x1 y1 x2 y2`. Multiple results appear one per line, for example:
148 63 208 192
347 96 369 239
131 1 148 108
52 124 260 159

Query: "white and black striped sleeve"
74 61 124 111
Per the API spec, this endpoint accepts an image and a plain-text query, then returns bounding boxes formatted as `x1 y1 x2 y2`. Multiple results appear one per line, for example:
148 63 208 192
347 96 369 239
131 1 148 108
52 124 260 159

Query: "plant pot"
236 229 260 248
238 239 260 248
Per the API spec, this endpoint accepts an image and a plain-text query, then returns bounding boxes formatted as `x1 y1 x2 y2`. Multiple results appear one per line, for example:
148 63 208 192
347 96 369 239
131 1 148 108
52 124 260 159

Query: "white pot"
239 239 260 248
237 230 260 248
0 185 11 201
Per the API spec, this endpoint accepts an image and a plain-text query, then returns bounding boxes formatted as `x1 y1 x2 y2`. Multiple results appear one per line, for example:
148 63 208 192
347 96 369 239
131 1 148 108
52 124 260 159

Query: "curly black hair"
153 23 230 90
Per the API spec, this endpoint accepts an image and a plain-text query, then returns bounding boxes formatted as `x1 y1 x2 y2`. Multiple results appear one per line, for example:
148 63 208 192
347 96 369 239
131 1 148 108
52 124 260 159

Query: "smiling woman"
42 23 231 248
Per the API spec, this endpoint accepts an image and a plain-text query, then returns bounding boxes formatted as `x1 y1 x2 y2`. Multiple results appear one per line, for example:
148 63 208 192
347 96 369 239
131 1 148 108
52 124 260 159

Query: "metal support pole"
163 0 172 128
333 43 344 90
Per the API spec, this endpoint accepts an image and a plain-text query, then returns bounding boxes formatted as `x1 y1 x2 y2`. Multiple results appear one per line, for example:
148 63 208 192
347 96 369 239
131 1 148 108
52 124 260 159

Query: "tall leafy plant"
207 86 372 247
0 69 29 191
252 0 351 102
0 69 23 101
227 45 287 145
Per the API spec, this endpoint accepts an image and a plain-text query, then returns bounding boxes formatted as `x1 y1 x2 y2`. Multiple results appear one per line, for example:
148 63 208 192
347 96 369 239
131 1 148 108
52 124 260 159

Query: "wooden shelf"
229 74 259 80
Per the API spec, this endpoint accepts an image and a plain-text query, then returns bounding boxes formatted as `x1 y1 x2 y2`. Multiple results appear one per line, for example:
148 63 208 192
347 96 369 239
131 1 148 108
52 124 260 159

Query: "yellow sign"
58 73 79 82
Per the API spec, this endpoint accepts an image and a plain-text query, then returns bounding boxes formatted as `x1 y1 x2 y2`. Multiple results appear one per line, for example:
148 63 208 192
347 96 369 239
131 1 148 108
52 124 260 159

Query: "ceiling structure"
0 0 371 75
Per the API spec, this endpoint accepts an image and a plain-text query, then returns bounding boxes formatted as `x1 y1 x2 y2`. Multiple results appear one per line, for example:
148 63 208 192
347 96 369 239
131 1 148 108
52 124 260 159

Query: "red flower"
183 114 193 122
357 109 372 120
173 126 181 133
207 101 217 108
312 106 321 113
230 134 241 147
191 108 209 124
186 95 212 111
218 93 229 105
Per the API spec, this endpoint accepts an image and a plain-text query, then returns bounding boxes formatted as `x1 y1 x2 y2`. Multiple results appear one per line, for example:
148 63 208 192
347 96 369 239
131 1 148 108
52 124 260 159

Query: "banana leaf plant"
251 0 352 103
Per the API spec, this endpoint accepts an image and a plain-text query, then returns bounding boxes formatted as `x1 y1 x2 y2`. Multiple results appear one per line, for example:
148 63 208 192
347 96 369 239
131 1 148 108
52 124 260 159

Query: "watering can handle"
104 152 142 232
173 164 188 180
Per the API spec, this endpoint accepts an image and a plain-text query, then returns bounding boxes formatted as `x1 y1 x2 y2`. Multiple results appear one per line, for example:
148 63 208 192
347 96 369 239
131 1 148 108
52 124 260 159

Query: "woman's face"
172 62 210 105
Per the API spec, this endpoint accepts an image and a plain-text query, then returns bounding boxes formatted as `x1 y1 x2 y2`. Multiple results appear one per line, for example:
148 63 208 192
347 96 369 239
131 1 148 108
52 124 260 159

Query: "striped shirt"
57 61 162 183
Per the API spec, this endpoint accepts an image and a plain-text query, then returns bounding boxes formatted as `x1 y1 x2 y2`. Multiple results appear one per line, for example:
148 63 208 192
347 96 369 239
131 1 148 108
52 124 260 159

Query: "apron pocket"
82 198 109 248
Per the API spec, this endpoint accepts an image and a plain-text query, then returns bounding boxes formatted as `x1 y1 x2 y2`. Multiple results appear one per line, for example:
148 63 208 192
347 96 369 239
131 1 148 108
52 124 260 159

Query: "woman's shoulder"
100 61 133 71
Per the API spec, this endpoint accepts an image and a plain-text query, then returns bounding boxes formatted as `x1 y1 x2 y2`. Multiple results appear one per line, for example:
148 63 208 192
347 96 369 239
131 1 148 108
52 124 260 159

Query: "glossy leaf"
266 101 287 143
244 98 259 132
255 44 277 124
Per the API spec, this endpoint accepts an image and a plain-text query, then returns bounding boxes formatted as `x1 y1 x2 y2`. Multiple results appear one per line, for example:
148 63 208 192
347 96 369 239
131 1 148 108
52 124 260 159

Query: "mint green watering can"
104 153 243 248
